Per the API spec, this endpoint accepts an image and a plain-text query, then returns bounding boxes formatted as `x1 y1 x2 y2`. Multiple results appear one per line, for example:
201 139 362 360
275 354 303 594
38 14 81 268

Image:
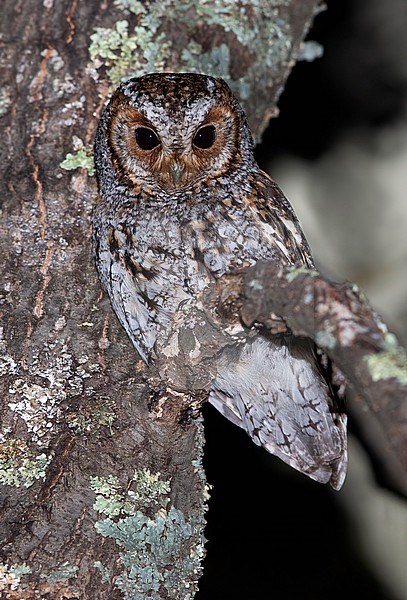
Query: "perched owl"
93 73 347 489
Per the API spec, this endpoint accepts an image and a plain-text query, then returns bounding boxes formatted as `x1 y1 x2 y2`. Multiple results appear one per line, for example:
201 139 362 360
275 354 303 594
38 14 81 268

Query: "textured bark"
0 0 320 598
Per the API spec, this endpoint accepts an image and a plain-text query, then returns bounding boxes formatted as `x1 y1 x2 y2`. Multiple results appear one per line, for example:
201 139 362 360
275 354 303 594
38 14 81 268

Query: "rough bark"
0 0 321 598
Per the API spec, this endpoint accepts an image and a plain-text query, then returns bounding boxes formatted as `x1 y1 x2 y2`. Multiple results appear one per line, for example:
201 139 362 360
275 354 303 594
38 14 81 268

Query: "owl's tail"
209 334 347 490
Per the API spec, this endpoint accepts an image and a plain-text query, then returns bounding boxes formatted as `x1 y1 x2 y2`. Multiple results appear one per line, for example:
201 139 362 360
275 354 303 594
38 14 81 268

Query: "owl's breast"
114 189 301 302
93 179 308 361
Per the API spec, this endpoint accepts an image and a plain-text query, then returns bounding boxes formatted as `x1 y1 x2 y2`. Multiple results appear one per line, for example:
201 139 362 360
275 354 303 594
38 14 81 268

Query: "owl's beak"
169 160 185 185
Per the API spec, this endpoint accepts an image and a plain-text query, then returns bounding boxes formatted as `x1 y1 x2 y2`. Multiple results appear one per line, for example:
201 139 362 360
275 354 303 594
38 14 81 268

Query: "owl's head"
96 73 254 194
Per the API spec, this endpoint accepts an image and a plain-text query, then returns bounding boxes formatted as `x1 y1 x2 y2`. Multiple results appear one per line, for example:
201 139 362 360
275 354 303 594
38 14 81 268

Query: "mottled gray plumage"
93 73 347 489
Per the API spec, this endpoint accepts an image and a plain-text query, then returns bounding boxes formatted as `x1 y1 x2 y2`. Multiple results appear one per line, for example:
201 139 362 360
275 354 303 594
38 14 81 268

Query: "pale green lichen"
194 0 290 49
381 332 399 352
0 562 32 592
66 398 117 436
297 40 323 62
60 136 95 176
181 42 235 88
89 18 171 85
365 333 407 384
91 467 204 599
285 265 319 283
91 469 171 518
88 0 292 95
92 474 135 518
115 0 146 10
97 505 202 599
45 563 79 583
188 1 293 100
0 439 51 488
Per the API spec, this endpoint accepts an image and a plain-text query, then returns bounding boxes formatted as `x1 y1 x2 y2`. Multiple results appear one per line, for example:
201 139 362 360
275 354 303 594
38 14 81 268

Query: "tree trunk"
0 1 320 597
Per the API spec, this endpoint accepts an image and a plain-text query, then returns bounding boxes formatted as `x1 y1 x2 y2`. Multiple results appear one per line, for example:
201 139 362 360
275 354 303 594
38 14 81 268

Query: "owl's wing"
206 171 346 488
94 238 157 362
210 334 347 490
244 170 316 269
94 225 191 364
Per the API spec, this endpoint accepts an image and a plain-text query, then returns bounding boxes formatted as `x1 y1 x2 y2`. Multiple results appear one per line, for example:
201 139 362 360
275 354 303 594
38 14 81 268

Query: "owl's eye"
193 125 216 149
135 127 160 150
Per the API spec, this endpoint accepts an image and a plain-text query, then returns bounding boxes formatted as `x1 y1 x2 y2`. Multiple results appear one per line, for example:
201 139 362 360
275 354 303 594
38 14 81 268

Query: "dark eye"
135 127 160 150
193 125 216 149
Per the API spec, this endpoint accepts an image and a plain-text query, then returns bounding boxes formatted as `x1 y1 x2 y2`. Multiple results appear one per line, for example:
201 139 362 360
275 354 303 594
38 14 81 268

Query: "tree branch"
214 261 407 494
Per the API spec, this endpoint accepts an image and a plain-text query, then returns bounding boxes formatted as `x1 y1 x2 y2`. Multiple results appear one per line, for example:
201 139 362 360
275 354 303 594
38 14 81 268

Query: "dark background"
198 1 407 598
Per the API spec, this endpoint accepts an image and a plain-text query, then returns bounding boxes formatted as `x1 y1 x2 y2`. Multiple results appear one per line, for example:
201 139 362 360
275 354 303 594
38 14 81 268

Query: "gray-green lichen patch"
88 0 292 100
45 563 79 583
0 439 51 488
89 15 171 86
2 332 104 491
7 380 61 444
60 136 95 176
175 1 290 100
66 398 117 437
91 467 204 599
91 469 171 518
181 42 234 89
0 563 32 592
365 333 407 385
297 40 323 62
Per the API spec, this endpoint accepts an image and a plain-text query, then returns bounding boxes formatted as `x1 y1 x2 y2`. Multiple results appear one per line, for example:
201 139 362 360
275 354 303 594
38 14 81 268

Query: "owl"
93 73 347 490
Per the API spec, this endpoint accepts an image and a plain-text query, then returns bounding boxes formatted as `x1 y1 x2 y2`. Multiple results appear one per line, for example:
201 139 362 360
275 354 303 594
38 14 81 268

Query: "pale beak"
169 160 185 185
